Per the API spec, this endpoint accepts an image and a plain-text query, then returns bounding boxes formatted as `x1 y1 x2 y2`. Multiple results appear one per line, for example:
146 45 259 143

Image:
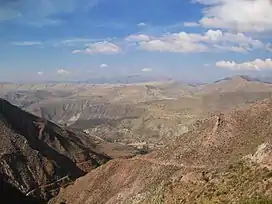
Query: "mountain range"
1 75 272 203
2 76 272 146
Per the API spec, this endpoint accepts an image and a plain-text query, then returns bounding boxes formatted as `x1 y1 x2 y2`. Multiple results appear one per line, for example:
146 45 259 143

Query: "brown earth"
50 99 272 204
0 98 137 201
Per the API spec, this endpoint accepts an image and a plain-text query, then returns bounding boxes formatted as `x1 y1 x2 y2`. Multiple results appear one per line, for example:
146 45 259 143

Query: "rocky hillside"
1 90 71 108
0 98 136 201
198 76 272 94
2 77 272 147
29 101 145 126
70 91 272 146
50 99 272 204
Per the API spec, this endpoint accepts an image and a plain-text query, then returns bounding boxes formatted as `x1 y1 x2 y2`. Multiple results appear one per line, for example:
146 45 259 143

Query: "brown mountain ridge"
50 99 272 204
0 98 136 201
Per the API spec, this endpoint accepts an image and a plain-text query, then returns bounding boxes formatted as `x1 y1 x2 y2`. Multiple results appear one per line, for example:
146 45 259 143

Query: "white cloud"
138 22 147 27
100 64 108 68
11 41 42 46
73 41 121 54
139 39 208 53
195 0 272 32
137 32 208 53
212 45 248 53
59 38 109 47
204 30 263 47
142 68 153 72
184 22 200 27
37 71 44 76
72 50 81 54
133 29 265 53
216 58 272 71
125 34 150 42
57 69 70 75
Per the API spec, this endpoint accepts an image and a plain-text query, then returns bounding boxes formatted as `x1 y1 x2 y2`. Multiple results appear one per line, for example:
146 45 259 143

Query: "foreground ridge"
51 99 272 204
0 98 111 201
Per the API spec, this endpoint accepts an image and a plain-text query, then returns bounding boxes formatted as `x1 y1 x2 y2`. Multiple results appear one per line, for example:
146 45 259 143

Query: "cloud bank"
195 0 272 32
72 41 121 54
126 29 266 53
216 58 272 71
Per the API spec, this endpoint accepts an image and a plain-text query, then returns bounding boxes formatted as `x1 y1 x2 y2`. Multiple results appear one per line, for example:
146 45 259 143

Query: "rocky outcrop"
0 98 111 201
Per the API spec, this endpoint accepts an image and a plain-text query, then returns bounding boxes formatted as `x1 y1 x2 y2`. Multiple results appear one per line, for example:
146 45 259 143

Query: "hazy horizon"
1 73 272 85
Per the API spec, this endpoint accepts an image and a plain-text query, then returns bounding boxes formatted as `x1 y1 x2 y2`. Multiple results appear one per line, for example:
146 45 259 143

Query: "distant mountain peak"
214 75 262 84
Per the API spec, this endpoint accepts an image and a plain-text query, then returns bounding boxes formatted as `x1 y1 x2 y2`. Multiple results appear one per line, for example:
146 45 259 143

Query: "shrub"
138 144 150 155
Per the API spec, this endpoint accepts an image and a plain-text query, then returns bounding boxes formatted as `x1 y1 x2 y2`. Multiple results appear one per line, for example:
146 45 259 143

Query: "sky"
0 0 272 82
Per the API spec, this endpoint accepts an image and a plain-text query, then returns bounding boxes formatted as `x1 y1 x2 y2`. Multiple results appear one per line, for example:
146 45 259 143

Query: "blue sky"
0 0 272 82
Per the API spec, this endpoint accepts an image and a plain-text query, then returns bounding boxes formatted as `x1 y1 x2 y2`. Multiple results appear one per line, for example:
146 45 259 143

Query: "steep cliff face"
0 98 111 201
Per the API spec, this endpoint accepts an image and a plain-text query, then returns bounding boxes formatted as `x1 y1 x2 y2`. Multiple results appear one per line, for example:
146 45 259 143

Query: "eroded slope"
0 99 135 201
51 99 272 204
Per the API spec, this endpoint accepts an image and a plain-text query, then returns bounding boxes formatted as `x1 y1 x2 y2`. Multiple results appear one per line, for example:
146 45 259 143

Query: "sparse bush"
138 144 150 155
105 138 114 143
